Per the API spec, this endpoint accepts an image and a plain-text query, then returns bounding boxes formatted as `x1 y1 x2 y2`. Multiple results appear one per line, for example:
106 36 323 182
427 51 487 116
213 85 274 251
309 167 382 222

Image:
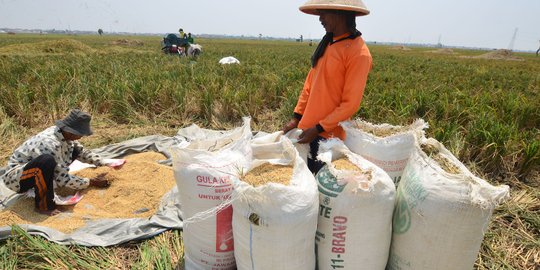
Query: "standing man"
536 40 539 56
179 28 186 39
282 0 372 173
0 109 118 216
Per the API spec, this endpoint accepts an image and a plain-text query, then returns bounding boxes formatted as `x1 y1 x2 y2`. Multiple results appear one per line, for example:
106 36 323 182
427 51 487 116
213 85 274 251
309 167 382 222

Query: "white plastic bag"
387 138 510 270
232 132 318 270
341 119 427 183
315 139 395 270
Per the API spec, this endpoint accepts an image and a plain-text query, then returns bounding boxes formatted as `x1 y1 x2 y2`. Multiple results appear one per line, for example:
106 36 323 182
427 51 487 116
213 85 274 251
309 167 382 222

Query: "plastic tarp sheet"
0 134 187 246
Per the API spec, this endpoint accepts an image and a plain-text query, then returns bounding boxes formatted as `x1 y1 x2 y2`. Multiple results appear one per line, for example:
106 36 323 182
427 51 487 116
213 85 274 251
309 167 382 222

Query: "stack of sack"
341 118 509 270
170 117 509 270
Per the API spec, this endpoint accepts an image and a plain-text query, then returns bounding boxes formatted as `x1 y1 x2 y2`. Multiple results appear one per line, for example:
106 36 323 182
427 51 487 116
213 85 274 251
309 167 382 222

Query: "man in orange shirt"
283 0 372 173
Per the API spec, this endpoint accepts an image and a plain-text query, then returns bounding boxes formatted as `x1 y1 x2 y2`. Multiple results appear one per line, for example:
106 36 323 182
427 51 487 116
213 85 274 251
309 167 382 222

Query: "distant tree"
98 28 103 36
259 34 262 40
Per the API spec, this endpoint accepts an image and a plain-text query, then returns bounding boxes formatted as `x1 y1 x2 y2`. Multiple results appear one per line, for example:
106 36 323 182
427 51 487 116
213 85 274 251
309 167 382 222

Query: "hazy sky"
1 0 539 51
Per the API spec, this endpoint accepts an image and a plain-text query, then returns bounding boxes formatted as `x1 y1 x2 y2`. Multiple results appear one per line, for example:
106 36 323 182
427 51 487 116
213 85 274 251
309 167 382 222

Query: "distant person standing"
282 0 372 174
179 28 186 39
187 33 194 44
537 40 540 56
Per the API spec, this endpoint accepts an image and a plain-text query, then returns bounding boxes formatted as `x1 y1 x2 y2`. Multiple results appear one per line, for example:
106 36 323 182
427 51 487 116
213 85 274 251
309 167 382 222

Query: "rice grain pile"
332 158 362 172
354 122 408 137
0 152 175 233
242 163 293 187
332 158 373 188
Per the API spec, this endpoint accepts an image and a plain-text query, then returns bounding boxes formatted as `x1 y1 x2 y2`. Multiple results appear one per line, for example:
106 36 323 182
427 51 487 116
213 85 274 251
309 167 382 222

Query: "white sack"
233 132 318 270
341 119 427 183
387 138 510 270
177 118 249 151
172 118 252 270
219 56 240 65
315 139 395 270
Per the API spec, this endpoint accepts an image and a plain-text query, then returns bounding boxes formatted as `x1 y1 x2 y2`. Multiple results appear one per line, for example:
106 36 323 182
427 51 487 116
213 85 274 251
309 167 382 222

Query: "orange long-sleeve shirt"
294 34 372 140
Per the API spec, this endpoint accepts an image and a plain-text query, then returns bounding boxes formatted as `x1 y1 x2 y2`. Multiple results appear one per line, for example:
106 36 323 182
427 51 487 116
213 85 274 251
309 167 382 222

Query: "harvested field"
242 163 293 187
0 152 175 233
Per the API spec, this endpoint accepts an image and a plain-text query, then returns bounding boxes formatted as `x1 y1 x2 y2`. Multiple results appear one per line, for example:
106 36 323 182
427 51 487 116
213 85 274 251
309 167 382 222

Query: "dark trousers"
308 136 325 174
19 154 57 211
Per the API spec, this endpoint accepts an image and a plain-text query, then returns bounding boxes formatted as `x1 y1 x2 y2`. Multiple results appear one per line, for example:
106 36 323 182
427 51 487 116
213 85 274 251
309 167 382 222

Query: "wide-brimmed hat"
55 109 93 136
299 0 370 16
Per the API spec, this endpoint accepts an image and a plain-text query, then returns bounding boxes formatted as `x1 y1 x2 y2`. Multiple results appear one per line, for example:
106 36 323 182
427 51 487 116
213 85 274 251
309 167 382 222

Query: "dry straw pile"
0 39 96 55
471 49 523 61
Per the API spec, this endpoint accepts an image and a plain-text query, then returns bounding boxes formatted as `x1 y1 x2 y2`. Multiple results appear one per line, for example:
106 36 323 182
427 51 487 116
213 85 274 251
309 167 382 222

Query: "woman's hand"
89 173 110 188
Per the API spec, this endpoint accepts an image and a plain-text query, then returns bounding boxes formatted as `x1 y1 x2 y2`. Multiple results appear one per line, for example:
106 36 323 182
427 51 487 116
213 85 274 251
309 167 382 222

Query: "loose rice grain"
242 163 293 187
0 152 175 233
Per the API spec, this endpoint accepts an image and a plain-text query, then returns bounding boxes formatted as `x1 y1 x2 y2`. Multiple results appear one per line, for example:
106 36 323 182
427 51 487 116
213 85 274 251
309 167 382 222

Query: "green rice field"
0 34 538 269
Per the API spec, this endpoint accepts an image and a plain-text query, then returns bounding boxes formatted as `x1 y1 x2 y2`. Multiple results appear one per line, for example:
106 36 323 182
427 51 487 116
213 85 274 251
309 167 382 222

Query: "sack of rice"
387 138 510 270
171 118 252 270
315 139 395 270
341 119 427 183
232 132 318 270
177 118 251 151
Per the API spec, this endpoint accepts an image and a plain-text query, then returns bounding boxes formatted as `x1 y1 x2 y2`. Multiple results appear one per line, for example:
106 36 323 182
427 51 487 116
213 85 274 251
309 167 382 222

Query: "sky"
1 0 539 52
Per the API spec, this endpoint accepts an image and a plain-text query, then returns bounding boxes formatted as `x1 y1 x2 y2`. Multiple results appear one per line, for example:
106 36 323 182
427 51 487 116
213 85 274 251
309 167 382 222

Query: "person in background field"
282 0 373 174
0 109 123 216
187 33 194 44
536 40 539 56
179 28 186 39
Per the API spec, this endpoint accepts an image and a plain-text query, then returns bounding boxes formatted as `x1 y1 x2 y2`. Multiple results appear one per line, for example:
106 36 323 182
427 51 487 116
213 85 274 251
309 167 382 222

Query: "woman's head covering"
55 109 93 136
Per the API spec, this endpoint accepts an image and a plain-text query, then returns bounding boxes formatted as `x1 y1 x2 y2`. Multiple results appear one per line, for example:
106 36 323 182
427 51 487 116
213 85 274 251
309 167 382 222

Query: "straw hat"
55 109 93 137
299 0 370 16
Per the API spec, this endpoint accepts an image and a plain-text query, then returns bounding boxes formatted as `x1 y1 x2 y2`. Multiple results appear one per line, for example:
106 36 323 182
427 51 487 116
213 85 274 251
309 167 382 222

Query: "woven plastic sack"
172 118 252 270
315 139 395 270
341 119 427 183
232 132 318 270
387 138 509 270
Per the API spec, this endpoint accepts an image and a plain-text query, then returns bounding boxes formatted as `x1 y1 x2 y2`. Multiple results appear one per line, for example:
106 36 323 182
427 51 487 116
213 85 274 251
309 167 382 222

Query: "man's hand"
282 118 300 134
89 173 110 188
297 126 320 144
